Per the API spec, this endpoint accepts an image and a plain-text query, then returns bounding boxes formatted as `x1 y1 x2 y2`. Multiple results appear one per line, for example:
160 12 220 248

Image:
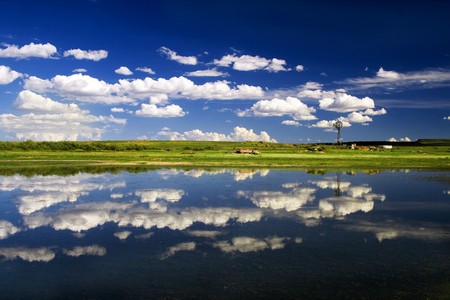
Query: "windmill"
333 120 343 144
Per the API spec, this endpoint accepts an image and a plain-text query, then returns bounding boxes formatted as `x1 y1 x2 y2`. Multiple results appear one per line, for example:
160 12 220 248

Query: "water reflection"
0 169 449 298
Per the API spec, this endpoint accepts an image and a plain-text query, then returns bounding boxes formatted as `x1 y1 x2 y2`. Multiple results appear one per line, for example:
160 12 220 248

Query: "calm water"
0 169 449 299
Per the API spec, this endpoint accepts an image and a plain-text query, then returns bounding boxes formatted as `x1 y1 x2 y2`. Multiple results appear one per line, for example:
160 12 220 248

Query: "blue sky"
0 0 449 143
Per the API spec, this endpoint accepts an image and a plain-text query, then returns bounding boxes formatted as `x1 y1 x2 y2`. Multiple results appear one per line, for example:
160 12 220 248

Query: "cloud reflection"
157 168 269 181
23 201 263 232
0 247 55 262
341 220 450 242
213 236 289 253
0 220 20 240
160 242 196 259
238 188 316 211
0 174 126 215
3 168 447 259
62 245 106 257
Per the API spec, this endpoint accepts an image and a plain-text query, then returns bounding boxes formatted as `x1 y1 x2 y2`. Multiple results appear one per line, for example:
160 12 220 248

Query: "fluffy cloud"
40 73 132 104
296 65 304 72
72 68 87 73
24 74 264 104
346 112 373 124
136 67 155 74
339 67 450 91
376 67 401 79
120 76 264 100
0 42 57 59
63 49 108 61
52 74 119 97
157 126 276 142
319 92 375 112
238 96 316 121
135 104 186 118
282 120 300 126
115 66 133 76
185 69 227 77
311 119 351 129
15 90 84 114
362 108 387 116
0 91 126 141
0 65 21 84
214 54 289 72
311 111 375 129
23 76 53 93
159 46 197 65
296 83 381 114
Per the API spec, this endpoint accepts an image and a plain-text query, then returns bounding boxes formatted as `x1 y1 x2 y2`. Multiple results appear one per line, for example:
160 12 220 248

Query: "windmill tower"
333 120 343 144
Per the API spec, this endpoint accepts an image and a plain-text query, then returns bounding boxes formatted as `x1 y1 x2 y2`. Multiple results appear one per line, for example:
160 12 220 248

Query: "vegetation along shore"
0 139 449 171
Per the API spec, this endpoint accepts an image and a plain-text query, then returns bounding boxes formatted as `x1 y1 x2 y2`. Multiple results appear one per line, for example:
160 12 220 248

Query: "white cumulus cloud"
311 119 351 129
156 126 276 142
136 104 186 118
72 68 87 73
282 120 301 126
63 49 108 61
347 112 373 123
376 67 401 79
115 66 133 76
120 76 264 101
0 65 21 84
362 108 387 116
136 67 155 74
185 69 227 77
24 74 264 104
238 96 316 121
159 46 197 65
14 90 84 114
319 92 375 112
214 54 289 72
0 91 126 141
0 42 57 59
296 65 305 72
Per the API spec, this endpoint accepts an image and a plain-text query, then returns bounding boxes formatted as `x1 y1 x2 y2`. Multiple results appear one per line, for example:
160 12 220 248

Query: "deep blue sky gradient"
0 0 449 142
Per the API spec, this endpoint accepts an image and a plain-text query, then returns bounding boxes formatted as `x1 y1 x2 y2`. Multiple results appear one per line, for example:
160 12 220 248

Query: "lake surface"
0 169 449 299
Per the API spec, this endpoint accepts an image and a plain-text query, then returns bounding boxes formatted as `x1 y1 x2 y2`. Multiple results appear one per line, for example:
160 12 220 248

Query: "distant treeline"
343 139 450 147
0 140 282 151
0 140 157 151
0 139 447 152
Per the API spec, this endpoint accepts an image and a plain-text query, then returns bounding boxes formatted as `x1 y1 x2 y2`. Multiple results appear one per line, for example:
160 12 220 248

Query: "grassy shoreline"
1 140 449 171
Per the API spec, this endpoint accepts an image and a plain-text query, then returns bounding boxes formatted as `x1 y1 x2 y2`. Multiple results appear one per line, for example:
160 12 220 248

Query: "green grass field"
0 140 449 174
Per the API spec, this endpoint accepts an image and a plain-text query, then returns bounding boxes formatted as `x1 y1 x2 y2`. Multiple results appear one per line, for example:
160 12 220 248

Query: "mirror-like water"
0 169 449 299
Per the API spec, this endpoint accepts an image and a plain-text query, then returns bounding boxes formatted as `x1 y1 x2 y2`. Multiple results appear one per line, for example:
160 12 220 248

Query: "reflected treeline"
0 164 163 177
1 164 387 177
